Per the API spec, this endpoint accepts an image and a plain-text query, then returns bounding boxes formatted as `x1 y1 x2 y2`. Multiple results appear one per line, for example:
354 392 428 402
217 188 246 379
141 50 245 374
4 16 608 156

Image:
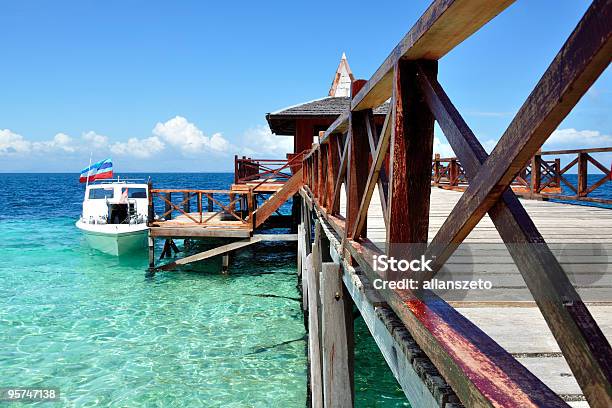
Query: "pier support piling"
222 253 230 274
321 261 354 407
148 236 155 270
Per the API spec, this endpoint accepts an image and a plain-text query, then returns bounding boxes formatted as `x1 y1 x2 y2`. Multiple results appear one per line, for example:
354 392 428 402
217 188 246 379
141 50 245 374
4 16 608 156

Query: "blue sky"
0 0 609 172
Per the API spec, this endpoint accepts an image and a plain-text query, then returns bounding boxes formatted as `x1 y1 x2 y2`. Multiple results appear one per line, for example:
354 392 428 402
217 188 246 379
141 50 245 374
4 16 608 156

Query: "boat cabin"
82 182 149 225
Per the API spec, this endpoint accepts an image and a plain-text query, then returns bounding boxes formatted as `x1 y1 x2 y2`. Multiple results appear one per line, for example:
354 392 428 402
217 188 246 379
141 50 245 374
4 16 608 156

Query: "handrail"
234 152 305 186
432 149 612 204
147 186 253 229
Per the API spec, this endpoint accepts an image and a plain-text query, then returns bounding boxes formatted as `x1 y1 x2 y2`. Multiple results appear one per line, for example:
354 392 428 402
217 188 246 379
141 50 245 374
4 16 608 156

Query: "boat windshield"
121 187 147 198
89 187 114 199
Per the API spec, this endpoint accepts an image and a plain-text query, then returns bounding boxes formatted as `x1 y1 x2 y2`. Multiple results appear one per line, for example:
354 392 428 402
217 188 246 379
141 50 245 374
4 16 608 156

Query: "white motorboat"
76 180 149 255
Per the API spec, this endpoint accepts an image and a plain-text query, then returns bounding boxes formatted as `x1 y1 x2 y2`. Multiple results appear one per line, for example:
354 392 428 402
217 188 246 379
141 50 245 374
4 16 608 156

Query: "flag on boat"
79 158 113 183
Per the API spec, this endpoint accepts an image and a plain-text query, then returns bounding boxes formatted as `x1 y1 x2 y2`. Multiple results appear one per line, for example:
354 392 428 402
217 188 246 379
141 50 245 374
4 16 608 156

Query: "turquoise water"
0 173 408 407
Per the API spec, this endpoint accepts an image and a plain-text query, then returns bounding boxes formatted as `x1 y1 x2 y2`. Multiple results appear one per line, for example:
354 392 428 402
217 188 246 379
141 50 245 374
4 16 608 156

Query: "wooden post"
197 192 202 223
183 192 191 250
305 221 324 408
291 193 301 233
346 79 370 240
248 191 255 230
433 153 440 185
182 192 190 214
160 239 170 259
234 154 239 184
165 192 172 220
147 180 154 224
298 223 309 330
229 193 236 213
148 236 155 269
578 152 588 197
449 158 459 186
319 142 328 206
302 199 312 256
386 60 437 262
554 158 561 188
531 150 542 194
208 193 214 212
321 262 353 407
222 253 229 274
315 150 321 199
326 134 340 211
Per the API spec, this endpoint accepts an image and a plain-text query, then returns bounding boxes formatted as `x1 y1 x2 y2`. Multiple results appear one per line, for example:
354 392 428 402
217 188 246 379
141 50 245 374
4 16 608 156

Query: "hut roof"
266 96 388 135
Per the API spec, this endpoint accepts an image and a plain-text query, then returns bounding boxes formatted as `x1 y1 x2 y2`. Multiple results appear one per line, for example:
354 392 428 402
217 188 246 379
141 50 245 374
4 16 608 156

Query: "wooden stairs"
249 169 303 228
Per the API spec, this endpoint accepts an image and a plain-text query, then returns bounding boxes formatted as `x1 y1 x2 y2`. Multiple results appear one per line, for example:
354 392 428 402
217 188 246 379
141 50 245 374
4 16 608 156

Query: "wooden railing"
536 147 612 204
147 187 253 230
433 147 612 204
301 0 612 407
234 152 305 185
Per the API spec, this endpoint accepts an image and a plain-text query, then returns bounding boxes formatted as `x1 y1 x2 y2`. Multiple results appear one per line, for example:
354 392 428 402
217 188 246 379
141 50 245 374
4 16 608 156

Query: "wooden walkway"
337 186 611 407
297 0 611 405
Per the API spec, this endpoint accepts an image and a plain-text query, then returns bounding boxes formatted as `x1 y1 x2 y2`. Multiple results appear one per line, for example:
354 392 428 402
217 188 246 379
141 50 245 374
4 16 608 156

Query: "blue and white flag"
79 158 113 183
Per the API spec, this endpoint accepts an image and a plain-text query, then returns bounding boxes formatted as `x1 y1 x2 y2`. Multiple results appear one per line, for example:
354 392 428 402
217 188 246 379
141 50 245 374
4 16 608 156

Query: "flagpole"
84 152 92 199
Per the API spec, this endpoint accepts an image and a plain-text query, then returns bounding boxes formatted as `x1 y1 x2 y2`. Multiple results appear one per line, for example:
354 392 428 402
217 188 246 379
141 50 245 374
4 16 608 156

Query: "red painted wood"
386 60 437 260
346 80 370 239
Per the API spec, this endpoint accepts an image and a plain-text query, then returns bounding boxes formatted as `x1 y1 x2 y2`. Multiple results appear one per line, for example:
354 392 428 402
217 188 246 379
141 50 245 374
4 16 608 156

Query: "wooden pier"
146 154 305 271
143 0 611 406
295 0 611 407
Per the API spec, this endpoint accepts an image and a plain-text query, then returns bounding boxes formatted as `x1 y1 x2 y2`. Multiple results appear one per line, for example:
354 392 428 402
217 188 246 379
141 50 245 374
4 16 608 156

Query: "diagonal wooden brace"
418 63 612 407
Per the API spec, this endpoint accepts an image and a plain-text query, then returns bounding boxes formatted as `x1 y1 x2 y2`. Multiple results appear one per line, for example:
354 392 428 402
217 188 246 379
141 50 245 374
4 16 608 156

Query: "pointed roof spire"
328 52 355 97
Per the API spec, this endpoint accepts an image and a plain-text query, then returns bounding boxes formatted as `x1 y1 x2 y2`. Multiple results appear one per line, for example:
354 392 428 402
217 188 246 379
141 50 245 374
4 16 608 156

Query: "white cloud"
1 117 291 162
544 128 612 149
32 132 76 153
433 136 455 158
153 116 230 154
0 129 31 154
432 134 499 158
110 136 165 158
209 132 230 152
82 131 109 149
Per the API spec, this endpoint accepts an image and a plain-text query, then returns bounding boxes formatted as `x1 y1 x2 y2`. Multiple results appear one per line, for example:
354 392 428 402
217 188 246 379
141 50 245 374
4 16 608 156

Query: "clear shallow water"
0 173 408 407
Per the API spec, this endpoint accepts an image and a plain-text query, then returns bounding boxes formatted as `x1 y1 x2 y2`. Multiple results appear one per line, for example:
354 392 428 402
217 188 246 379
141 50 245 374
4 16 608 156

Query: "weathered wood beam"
319 143 329 205
345 103 370 239
321 112 349 144
158 237 262 271
305 251 323 408
251 169 303 228
321 262 353 407
417 67 612 407
365 110 390 222
351 104 393 240
325 135 340 210
330 133 350 215
351 0 514 111
428 0 612 268
386 60 436 259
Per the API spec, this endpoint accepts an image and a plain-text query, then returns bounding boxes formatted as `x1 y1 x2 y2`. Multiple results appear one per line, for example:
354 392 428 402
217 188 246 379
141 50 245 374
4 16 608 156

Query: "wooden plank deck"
231 182 286 193
339 185 612 406
149 211 252 238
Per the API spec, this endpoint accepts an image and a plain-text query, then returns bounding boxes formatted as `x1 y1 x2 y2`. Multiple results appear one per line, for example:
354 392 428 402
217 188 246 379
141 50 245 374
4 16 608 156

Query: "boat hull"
76 221 148 256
